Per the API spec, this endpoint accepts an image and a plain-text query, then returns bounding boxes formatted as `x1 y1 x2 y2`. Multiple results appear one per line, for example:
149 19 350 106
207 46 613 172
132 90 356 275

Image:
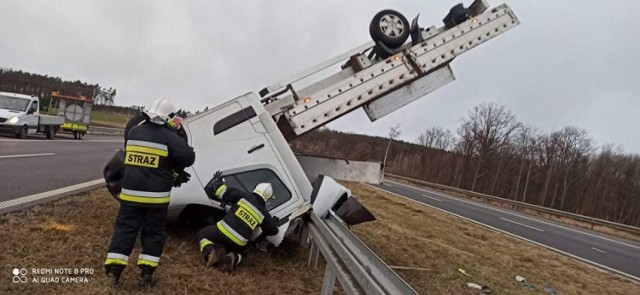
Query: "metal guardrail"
88 126 124 136
307 211 417 295
385 173 640 236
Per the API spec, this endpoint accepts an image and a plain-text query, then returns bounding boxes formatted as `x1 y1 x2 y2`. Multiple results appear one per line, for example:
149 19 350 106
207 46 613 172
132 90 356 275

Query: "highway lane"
0 134 122 201
372 180 640 280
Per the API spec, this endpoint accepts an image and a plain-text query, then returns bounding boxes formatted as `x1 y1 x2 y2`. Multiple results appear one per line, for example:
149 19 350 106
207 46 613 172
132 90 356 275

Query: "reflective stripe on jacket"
217 187 279 246
120 122 195 206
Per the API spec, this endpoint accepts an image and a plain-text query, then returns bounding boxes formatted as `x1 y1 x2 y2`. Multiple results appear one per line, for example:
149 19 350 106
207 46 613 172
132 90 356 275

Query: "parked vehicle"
51 91 93 140
0 92 64 139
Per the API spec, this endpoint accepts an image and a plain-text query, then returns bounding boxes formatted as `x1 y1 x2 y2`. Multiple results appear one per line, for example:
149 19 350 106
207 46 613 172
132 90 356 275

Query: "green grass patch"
90 111 129 128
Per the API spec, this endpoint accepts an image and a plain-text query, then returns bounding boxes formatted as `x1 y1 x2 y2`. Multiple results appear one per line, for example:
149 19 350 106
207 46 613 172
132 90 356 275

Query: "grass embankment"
90 111 129 128
348 182 638 295
0 190 322 294
1 185 638 294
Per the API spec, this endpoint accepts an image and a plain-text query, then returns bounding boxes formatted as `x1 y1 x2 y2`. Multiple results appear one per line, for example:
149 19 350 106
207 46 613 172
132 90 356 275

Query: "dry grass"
388 177 640 243
345 182 639 295
0 190 322 295
2 185 638 295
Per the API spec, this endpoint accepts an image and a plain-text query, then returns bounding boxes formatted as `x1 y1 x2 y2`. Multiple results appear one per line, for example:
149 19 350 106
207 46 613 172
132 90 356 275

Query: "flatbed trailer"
51 91 93 140
260 0 519 141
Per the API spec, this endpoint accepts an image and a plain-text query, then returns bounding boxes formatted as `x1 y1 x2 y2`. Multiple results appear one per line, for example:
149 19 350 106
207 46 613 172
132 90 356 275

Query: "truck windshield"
0 95 31 111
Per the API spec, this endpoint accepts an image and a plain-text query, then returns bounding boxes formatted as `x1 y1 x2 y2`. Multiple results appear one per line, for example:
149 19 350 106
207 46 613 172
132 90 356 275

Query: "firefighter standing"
197 171 280 272
105 98 195 287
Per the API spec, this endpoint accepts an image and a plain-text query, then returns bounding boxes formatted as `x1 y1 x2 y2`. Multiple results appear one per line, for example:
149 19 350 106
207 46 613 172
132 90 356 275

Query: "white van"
0 92 64 139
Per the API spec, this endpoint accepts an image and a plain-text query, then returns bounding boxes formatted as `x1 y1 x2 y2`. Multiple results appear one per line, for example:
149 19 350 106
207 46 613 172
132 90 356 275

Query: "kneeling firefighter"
197 171 280 272
104 98 195 287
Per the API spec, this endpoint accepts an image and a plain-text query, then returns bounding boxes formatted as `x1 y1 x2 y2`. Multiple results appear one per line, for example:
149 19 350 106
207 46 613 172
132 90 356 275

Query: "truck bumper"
0 124 21 134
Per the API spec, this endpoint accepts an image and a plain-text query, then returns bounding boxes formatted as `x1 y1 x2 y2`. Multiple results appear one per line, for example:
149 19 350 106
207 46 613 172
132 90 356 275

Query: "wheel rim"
379 14 405 38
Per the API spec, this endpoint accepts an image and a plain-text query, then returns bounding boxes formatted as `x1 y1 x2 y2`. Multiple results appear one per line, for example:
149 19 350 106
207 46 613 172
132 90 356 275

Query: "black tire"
73 131 78 140
45 126 55 139
78 132 85 140
444 3 471 29
17 126 28 139
369 10 410 48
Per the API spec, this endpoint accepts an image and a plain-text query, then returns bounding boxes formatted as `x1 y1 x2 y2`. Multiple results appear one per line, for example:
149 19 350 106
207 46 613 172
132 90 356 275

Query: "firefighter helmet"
253 183 274 202
144 98 175 125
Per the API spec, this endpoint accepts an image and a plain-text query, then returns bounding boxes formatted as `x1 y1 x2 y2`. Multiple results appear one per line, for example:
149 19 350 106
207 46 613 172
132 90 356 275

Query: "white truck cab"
170 92 355 246
0 92 64 139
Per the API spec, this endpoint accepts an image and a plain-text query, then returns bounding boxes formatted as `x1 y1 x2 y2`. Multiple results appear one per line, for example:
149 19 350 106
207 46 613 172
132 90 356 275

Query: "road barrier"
385 173 640 237
307 211 416 294
88 126 124 136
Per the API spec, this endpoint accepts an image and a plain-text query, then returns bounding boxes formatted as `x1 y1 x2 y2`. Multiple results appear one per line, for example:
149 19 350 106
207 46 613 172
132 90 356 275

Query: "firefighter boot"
222 252 242 273
138 265 157 287
105 264 125 287
206 244 226 268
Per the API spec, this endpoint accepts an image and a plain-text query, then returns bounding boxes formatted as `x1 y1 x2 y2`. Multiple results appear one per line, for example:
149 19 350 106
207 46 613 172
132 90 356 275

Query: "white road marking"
421 194 442 202
500 217 545 232
0 139 122 143
0 179 104 212
0 153 55 159
592 247 606 254
364 183 640 284
386 179 640 251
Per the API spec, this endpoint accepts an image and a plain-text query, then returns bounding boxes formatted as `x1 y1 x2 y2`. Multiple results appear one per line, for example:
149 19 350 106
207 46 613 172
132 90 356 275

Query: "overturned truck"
105 0 520 247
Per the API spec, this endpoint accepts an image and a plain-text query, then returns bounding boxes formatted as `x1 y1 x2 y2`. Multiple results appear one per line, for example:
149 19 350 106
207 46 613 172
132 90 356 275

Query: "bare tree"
458 103 521 191
383 124 401 168
417 126 455 151
510 125 538 200
552 126 593 210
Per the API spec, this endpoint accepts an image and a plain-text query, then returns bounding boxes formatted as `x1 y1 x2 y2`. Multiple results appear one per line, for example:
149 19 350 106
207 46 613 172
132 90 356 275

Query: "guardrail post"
321 265 336 295
308 239 321 269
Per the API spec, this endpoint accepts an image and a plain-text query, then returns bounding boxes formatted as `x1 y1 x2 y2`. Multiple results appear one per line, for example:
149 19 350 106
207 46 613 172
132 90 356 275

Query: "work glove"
172 170 191 187
210 170 227 199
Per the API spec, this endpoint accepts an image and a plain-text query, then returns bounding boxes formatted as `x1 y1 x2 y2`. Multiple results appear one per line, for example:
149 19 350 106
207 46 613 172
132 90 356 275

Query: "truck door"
182 93 304 218
25 100 39 129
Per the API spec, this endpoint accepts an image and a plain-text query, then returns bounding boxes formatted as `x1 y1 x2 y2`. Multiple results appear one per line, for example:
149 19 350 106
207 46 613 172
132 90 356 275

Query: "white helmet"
253 183 274 202
144 98 175 125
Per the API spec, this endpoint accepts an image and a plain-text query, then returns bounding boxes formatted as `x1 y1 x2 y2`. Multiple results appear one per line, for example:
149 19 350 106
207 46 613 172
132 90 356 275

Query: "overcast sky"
1 1 639 153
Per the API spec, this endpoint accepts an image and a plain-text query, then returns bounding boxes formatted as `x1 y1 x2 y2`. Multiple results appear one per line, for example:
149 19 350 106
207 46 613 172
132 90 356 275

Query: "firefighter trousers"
196 225 246 261
105 203 168 272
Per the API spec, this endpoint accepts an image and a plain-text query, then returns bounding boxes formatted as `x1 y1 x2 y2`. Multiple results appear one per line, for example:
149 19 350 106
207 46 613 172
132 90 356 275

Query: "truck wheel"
17 126 28 139
369 10 410 48
73 131 78 140
78 132 85 140
45 126 55 139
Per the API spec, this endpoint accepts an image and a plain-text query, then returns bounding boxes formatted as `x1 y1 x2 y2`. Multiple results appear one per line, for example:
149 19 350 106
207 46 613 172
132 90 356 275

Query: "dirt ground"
348 182 639 295
1 185 638 295
0 190 323 295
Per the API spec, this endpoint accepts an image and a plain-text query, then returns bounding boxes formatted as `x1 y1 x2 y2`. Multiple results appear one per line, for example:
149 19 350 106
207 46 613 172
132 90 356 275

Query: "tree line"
290 103 640 227
0 68 117 106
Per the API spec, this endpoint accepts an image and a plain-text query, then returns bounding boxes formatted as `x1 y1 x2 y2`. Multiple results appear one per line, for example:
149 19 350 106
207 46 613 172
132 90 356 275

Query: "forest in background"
0 68 117 106
290 103 640 227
